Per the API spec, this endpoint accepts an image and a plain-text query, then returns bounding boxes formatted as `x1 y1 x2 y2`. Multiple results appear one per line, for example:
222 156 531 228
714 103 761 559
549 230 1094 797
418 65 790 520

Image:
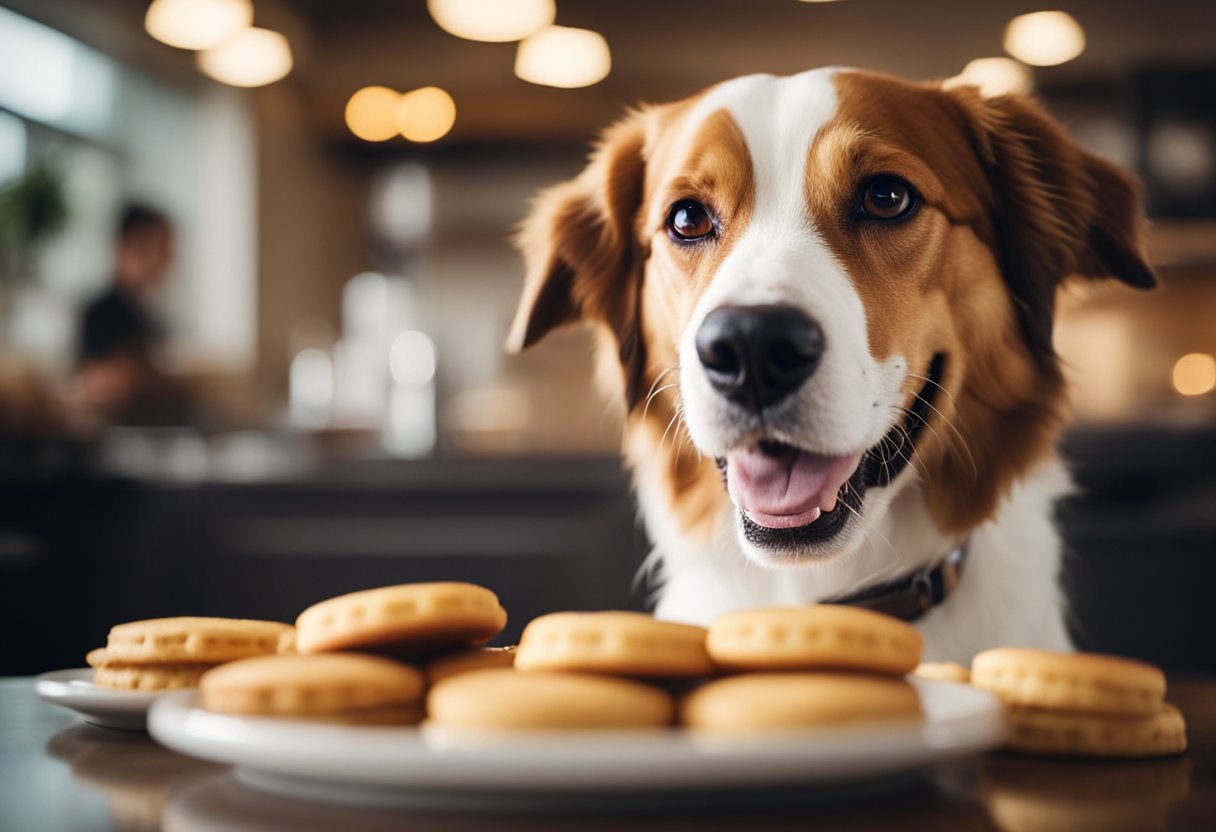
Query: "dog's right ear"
507 111 649 355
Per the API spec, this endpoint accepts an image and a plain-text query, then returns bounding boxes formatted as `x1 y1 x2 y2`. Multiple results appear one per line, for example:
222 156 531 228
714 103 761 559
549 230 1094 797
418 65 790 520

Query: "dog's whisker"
906 393 980 482
640 365 680 422
836 498 898 560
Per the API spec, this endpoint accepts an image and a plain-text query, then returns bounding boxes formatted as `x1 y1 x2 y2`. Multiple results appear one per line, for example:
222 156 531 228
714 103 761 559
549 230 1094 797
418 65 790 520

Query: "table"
2 676 1213 831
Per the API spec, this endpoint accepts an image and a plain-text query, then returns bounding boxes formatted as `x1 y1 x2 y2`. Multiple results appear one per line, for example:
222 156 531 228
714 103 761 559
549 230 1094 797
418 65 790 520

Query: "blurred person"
68 203 191 427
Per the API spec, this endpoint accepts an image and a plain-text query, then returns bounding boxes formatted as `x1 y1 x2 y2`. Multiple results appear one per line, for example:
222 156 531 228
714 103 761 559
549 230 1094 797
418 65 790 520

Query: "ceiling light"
946 57 1033 98
515 26 611 89
1173 353 1216 396
197 27 293 88
145 0 252 51
1004 11 1085 67
427 0 554 43
396 86 457 143
346 86 402 142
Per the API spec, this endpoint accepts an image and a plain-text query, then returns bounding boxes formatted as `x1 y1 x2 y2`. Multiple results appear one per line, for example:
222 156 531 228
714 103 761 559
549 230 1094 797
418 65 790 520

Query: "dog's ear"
507 111 650 401
946 87 1157 362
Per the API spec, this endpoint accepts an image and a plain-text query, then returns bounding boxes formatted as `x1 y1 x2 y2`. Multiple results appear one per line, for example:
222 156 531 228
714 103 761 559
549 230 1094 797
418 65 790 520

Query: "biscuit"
295 583 507 655
201 654 425 723
514 612 712 679
680 672 922 733
706 605 923 675
972 648 1165 717
427 668 674 730
103 618 294 664
913 661 971 684
425 646 516 686
92 663 217 691
1004 704 1187 758
87 646 218 691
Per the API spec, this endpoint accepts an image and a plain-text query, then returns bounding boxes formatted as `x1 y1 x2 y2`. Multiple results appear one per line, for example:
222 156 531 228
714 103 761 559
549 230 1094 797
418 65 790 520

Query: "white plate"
35 668 176 731
147 678 1005 807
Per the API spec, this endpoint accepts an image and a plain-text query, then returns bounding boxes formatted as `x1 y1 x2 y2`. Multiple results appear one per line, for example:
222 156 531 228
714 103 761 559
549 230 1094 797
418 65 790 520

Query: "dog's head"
510 68 1155 567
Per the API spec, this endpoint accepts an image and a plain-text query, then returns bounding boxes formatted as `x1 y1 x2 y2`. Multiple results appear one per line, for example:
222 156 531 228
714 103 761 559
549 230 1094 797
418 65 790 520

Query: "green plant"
0 161 69 281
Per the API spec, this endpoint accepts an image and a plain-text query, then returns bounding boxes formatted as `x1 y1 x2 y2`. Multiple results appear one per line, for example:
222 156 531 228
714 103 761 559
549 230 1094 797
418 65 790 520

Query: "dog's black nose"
694 304 824 410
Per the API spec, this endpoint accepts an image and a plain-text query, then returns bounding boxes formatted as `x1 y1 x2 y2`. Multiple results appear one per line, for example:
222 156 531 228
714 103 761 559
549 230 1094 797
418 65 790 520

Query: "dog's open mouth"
719 353 945 551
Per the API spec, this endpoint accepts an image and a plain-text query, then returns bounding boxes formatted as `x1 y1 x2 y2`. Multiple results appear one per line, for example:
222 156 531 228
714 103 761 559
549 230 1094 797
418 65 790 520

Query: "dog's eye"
666 199 715 242
860 176 916 220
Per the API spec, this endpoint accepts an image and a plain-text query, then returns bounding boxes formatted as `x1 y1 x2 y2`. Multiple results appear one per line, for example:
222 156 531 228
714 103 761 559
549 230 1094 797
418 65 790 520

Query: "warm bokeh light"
345 86 401 142
427 0 555 43
515 26 611 89
197 27 293 88
396 86 457 143
144 0 252 51
945 57 1033 98
1172 353 1216 396
1004 11 1086 67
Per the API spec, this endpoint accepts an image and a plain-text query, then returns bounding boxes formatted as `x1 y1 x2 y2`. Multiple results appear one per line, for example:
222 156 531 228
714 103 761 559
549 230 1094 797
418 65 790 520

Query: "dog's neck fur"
631 440 1074 663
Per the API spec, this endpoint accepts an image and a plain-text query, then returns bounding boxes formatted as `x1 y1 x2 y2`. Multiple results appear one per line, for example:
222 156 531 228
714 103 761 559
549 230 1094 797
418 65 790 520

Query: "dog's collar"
823 541 969 622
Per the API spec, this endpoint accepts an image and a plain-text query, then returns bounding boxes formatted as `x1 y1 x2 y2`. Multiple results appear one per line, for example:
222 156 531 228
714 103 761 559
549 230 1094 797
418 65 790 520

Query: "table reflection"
46 724 225 832
981 753 1191 832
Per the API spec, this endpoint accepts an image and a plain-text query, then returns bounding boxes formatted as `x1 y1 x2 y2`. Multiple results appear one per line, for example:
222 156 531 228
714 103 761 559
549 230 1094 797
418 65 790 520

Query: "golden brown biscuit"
706 605 923 675
679 672 922 733
200 653 424 723
104 618 294 664
972 648 1165 717
87 645 218 691
515 611 712 679
427 668 674 730
295 582 507 655
913 661 971 683
92 663 216 691
1003 704 1187 758
425 646 516 686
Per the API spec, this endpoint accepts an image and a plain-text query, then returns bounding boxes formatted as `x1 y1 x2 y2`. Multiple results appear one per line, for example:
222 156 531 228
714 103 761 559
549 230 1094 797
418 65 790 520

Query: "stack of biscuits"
427 604 926 733
971 647 1187 758
200 582 511 725
83 581 1188 756
86 617 295 691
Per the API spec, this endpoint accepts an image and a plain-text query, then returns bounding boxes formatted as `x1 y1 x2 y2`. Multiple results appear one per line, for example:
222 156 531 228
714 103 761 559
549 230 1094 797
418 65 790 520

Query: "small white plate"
148 678 1005 807
35 668 177 731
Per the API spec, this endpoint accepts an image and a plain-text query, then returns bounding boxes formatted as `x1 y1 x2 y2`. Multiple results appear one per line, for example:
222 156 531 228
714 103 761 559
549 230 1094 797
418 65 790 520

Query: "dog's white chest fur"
644 459 1074 664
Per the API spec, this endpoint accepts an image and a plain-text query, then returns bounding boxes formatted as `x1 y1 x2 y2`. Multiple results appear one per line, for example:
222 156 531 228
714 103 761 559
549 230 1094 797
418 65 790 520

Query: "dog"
508 68 1156 663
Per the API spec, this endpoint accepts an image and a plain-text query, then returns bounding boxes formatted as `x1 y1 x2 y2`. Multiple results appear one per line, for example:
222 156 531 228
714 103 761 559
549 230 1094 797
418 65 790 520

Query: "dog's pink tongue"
726 446 863 529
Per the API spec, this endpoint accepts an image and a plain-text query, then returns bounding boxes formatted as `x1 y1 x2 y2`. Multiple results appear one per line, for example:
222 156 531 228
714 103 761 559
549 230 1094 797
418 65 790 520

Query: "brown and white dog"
508 68 1156 662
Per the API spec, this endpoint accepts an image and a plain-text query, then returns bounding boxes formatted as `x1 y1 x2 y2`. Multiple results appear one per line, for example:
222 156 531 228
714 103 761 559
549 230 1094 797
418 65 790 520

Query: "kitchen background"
1 0 1213 675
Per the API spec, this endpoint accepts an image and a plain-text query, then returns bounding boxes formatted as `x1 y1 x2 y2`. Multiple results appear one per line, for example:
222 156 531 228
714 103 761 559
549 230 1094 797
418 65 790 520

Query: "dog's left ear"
946 87 1157 361
507 110 650 403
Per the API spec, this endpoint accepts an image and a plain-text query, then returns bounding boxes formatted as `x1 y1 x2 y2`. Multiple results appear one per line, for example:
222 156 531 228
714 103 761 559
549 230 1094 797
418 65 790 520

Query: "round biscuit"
515 612 712 678
295 582 507 655
913 661 971 684
425 646 516 686
706 605 923 675
93 663 217 691
1003 704 1187 758
200 653 424 720
972 648 1165 717
105 617 294 664
427 668 674 730
680 672 923 733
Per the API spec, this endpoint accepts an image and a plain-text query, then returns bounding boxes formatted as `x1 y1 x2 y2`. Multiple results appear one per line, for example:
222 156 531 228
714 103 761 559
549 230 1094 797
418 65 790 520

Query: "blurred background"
1 0 1213 675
